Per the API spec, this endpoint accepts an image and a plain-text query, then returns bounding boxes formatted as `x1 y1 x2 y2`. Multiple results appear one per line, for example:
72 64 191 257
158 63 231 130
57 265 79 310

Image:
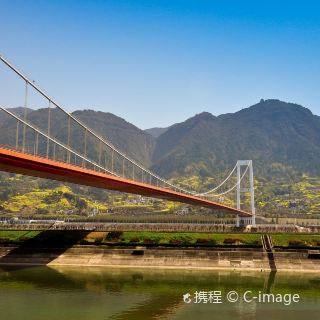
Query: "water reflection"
0 266 319 320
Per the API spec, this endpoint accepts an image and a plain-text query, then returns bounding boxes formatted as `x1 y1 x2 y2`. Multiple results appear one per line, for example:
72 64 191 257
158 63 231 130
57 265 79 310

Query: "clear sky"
1 0 320 129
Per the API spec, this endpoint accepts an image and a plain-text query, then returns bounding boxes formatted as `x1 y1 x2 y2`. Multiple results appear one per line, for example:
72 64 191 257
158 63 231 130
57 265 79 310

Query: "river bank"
0 245 319 272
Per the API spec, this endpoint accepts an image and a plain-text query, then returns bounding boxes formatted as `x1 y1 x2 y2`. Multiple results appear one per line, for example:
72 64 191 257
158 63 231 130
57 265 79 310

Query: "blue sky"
1 0 320 128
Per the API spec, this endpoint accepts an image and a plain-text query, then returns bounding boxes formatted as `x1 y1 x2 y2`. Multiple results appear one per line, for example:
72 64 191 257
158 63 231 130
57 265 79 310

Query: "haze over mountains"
2 99 320 180
145 127 170 138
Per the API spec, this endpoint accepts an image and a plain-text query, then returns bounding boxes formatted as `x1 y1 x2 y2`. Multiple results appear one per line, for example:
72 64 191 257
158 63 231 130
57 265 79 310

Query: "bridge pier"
236 215 255 227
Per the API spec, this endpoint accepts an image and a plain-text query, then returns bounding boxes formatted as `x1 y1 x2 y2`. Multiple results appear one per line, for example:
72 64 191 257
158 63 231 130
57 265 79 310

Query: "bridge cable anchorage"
0 55 254 214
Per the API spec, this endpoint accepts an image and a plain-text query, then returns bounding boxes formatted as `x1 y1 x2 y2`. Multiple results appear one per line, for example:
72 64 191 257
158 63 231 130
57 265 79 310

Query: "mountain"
72 110 155 166
151 99 320 178
145 127 170 138
2 100 320 179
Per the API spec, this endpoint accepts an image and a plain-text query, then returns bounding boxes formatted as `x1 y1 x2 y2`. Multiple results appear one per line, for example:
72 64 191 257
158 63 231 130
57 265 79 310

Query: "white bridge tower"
236 160 256 227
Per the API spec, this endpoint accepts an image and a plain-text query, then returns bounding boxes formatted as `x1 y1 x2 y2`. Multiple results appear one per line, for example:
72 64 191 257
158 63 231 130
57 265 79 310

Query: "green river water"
0 266 319 320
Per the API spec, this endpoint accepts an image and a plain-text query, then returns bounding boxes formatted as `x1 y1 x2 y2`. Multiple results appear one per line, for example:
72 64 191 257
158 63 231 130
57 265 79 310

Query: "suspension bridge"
0 55 256 226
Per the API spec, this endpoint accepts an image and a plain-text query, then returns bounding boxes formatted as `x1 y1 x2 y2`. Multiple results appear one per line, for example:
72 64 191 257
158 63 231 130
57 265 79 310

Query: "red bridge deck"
0 146 251 217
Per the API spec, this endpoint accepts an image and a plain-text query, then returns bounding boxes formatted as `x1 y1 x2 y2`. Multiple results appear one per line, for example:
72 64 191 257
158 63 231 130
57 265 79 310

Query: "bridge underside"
0 146 251 217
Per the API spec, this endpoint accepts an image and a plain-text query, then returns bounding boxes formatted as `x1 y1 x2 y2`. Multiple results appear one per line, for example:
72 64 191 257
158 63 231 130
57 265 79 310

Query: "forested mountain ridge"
151 99 320 178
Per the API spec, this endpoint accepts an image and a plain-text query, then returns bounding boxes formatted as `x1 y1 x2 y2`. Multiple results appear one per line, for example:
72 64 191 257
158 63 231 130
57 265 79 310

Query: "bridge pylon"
235 160 256 227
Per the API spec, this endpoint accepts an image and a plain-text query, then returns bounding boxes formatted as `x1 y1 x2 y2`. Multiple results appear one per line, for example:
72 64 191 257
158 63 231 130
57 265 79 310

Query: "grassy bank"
0 230 260 247
0 230 319 248
0 230 41 241
117 231 261 246
272 234 320 247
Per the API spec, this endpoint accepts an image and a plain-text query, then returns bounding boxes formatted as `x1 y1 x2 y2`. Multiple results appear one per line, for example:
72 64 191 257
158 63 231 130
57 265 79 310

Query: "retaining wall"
0 245 319 272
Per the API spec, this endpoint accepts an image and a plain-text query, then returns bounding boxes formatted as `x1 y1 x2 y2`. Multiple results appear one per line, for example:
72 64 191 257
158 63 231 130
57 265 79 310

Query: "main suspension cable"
205 164 249 197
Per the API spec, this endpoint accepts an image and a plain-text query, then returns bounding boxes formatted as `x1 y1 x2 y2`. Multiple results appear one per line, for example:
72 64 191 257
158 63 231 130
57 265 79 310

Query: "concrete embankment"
0 245 319 272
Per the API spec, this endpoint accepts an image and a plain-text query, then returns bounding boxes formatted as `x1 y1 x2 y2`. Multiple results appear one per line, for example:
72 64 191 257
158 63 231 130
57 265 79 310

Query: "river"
0 266 319 319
